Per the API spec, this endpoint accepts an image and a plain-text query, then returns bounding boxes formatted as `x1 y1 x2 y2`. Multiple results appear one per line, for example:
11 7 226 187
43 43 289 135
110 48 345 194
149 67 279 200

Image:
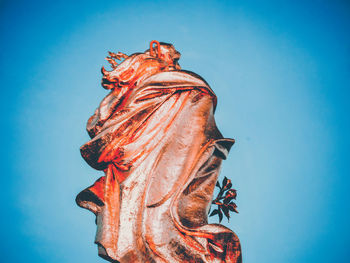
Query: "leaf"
228 202 239 213
217 191 224 200
222 205 230 221
224 196 234 204
218 209 223 223
216 181 221 188
209 209 219 217
223 177 228 188
226 182 232 190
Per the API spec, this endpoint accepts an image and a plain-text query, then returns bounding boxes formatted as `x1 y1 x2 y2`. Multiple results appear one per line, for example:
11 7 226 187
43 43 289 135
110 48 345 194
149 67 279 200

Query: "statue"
76 41 242 263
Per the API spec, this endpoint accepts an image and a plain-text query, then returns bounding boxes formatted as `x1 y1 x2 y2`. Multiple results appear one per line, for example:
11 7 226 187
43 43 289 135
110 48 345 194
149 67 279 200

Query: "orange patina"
76 41 241 263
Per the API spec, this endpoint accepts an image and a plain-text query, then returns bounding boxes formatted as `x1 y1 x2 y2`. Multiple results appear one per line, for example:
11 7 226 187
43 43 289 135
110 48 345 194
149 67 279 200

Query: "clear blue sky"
1 0 349 262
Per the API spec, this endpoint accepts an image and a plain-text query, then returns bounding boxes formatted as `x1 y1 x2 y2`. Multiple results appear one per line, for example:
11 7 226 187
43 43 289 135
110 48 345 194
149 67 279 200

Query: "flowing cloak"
77 70 242 263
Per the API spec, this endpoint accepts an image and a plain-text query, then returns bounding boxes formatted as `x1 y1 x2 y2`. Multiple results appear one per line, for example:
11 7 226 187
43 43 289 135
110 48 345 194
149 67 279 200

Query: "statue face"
76 171 122 262
76 177 104 216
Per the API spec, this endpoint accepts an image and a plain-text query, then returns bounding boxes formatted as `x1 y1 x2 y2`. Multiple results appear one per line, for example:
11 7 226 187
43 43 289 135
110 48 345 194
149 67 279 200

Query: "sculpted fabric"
76 42 242 263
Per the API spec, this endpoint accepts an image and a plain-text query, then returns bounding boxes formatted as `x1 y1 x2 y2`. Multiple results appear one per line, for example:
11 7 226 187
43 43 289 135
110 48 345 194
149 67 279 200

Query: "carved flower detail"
209 177 238 222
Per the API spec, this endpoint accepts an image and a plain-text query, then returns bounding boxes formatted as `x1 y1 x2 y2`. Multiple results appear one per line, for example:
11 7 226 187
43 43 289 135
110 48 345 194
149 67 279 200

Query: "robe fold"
77 70 241 263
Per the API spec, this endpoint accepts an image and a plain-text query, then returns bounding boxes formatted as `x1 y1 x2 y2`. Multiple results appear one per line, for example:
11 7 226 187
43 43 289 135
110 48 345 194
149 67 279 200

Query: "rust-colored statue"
76 41 242 262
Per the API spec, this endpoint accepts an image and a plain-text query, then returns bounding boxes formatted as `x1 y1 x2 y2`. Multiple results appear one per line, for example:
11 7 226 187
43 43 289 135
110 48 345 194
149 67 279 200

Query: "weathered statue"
76 41 242 263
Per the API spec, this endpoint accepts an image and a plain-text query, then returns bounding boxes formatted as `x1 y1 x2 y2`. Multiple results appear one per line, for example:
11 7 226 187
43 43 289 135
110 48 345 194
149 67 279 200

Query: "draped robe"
76 69 242 263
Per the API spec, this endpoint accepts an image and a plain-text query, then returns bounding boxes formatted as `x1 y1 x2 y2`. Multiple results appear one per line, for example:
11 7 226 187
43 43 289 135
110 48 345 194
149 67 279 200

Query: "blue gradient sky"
1 0 349 262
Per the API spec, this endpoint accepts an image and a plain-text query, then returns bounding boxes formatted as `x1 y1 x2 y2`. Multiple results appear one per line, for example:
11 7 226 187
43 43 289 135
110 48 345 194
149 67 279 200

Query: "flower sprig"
209 176 238 222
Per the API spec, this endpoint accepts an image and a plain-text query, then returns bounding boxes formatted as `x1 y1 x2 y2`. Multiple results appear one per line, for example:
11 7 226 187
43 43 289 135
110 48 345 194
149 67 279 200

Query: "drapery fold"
77 70 241 262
